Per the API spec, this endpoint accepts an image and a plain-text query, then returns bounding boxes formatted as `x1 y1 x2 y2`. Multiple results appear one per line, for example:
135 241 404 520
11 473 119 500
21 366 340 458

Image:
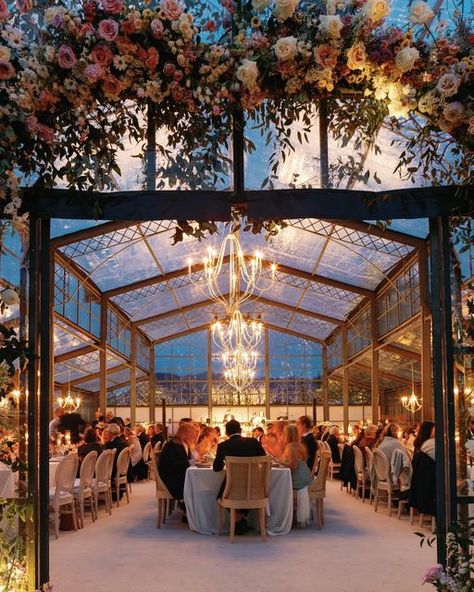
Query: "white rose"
273 36 298 61
436 73 461 97
409 1 434 25
395 46 420 72
318 15 344 39
0 45 11 61
44 6 67 25
443 101 465 124
236 59 259 91
252 0 269 10
273 0 299 21
364 0 390 22
1 288 19 306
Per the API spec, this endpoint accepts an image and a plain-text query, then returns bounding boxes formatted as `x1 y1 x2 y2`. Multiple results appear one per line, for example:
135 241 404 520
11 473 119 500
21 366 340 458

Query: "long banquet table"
183 466 293 536
0 459 60 498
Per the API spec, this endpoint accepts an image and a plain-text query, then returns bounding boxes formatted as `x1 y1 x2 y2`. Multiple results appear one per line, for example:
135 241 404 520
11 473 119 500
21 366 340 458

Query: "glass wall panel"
107 308 131 357
347 306 371 358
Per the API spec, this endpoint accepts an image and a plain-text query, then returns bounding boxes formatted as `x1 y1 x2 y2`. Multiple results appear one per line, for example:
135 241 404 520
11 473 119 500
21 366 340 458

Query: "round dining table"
183 465 293 536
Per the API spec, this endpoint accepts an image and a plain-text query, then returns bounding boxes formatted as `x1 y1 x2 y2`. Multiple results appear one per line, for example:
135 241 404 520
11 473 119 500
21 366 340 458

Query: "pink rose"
0 60 15 80
150 18 164 39
163 62 175 76
0 0 10 20
103 75 122 96
25 115 38 134
98 18 119 41
80 23 96 36
173 69 183 81
159 0 183 20
101 0 123 14
422 565 444 584
91 44 114 66
57 45 76 69
314 44 338 68
170 80 184 101
37 123 55 143
16 0 32 14
85 63 104 82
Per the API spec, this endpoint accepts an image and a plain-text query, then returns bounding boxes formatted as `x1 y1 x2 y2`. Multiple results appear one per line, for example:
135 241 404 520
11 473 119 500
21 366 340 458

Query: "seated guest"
77 427 102 475
49 407 64 438
267 421 286 458
282 424 299 449
353 424 378 456
252 426 265 443
351 425 361 440
134 424 149 449
91 409 103 429
213 419 266 535
321 426 330 442
147 424 156 442
262 433 280 460
376 422 406 463
151 423 165 448
313 425 324 441
296 416 317 470
105 410 125 428
282 442 313 491
59 411 85 444
413 421 435 460
327 425 342 464
103 424 129 481
196 427 218 458
124 417 132 429
179 417 193 425
158 422 199 501
124 427 148 481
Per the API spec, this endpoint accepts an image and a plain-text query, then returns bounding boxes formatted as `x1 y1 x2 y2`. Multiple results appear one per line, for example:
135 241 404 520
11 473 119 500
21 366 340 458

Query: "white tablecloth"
184 466 293 536
0 460 60 498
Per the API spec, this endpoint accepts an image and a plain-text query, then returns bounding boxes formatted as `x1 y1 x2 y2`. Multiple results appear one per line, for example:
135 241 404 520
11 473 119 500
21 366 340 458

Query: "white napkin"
296 487 311 527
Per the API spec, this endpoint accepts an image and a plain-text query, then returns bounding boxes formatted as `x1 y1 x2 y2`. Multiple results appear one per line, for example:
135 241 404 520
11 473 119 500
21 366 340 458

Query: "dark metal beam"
22 185 472 221
54 344 99 363
381 343 421 361
323 218 424 248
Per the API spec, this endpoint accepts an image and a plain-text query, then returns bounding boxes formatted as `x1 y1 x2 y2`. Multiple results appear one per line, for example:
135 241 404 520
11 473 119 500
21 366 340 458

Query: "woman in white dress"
124 427 148 481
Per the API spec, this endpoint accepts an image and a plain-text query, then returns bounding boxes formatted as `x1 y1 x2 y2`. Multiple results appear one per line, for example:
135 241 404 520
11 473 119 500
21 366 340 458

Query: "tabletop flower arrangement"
422 531 474 591
0 0 471 222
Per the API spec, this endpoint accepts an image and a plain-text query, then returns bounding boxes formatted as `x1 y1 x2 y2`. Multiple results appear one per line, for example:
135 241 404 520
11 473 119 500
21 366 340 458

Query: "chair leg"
388 492 392 517
431 516 436 534
218 504 222 535
115 480 120 507
79 498 84 529
54 507 59 539
410 507 414 524
125 480 130 504
362 481 366 503
157 498 162 529
259 508 266 541
374 489 378 512
229 508 236 543
71 501 78 531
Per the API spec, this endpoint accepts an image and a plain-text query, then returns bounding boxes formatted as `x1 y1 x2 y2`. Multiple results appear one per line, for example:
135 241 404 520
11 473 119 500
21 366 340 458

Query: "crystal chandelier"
57 371 81 413
189 226 275 394
401 363 421 413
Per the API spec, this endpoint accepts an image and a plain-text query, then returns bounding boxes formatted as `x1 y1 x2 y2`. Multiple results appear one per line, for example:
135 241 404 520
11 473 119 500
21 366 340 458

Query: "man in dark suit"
296 415 317 471
135 424 149 450
151 423 165 448
103 424 131 499
213 419 266 535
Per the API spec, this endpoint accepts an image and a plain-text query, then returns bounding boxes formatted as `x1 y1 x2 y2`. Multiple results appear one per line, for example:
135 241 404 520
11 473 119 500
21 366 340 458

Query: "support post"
370 297 380 424
130 324 137 426
232 108 245 197
264 327 270 419
145 101 156 191
429 216 457 566
149 343 156 424
162 397 167 439
419 243 433 420
312 397 317 425
319 99 329 188
322 344 329 421
207 329 213 422
99 296 107 415
342 326 349 434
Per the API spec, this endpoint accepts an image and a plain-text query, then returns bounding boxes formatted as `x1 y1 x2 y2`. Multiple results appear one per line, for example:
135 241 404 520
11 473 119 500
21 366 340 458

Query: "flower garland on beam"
0 0 472 222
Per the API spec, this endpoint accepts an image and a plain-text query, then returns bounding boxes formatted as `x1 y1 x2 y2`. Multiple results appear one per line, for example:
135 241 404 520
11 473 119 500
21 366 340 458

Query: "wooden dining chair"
353 445 369 503
308 451 331 528
373 448 400 516
218 455 271 543
114 447 131 507
151 452 177 528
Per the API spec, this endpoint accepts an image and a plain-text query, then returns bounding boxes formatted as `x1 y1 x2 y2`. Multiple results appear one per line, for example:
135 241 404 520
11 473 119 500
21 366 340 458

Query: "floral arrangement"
0 0 471 223
422 532 474 591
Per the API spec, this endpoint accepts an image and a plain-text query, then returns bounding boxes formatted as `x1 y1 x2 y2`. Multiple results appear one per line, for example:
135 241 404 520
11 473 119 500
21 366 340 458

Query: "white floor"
50 480 436 592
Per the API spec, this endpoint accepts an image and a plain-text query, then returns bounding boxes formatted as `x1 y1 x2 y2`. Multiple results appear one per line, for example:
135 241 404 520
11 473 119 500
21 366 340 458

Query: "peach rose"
443 101 465 124
364 0 390 22
409 1 434 25
273 36 298 61
159 0 183 20
273 0 299 21
91 44 114 66
347 43 367 70
314 44 338 68
395 46 420 72
103 75 122 96
318 15 343 39
0 59 15 79
57 45 77 69
236 58 259 91
98 18 119 41
0 45 11 61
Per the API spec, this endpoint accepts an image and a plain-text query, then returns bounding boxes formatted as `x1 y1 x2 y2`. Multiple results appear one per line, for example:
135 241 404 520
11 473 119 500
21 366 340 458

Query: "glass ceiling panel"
51 220 111 239
391 327 422 352
299 291 356 321
315 239 400 290
53 320 92 357
54 351 122 384
289 313 335 341
145 315 188 342
379 350 421 383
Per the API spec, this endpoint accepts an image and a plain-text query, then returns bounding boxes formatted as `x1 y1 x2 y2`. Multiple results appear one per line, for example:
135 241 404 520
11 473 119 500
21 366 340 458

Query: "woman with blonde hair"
196 426 218 459
282 442 313 491
282 424 299 449
158 422 199 501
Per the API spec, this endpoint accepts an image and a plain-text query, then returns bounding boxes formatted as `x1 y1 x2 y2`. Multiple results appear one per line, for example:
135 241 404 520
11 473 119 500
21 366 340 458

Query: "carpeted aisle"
50 480 435 592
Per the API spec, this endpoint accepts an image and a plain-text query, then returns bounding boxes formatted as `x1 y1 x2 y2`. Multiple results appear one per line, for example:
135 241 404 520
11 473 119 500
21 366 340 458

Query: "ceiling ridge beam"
55 344 99 363
321 218 424 248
